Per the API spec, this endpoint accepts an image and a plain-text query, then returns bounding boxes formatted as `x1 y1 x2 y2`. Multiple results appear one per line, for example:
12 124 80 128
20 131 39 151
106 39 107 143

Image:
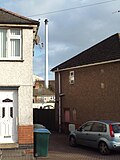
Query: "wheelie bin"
34 128 51 157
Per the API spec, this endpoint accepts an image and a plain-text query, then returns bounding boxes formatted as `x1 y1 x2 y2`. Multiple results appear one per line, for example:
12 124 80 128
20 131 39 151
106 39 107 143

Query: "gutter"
33 22 40 42
52 58 120 73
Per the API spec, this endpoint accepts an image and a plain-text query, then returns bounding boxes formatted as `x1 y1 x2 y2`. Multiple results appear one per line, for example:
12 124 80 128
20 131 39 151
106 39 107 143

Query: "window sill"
0 60 24 62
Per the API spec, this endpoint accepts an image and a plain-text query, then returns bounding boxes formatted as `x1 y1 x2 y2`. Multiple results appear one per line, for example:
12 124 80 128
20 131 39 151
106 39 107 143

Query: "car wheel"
69 136 77 147
98 141 110 155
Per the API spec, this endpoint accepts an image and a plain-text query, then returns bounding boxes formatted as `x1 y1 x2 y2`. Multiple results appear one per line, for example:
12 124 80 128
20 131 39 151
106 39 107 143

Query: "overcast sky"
1 0 120 79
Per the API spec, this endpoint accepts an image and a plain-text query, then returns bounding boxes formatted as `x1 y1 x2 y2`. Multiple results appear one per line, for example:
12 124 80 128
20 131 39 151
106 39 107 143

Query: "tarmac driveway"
1 132 120 160
43 132 120 160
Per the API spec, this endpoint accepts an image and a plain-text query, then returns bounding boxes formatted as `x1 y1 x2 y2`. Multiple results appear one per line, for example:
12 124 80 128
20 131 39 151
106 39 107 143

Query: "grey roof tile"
0 8 39 25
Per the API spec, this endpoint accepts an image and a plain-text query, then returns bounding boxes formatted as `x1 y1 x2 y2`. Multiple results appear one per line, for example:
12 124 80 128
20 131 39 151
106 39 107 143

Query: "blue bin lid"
34 128 51 134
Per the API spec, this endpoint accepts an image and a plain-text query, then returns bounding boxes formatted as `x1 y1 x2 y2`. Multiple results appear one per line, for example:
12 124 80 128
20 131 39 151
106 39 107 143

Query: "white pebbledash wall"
0 28 33 126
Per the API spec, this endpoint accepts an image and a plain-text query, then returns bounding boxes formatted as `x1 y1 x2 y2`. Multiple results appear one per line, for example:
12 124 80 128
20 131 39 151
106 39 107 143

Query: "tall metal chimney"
44 19 49 88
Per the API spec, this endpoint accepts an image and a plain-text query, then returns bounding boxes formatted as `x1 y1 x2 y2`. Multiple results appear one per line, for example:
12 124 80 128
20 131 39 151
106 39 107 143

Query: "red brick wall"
18 125 33 144
55 62 120 132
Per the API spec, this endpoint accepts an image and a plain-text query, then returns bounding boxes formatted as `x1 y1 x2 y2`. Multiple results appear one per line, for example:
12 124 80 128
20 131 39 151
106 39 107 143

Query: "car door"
89 122 107 148
75 122 94 146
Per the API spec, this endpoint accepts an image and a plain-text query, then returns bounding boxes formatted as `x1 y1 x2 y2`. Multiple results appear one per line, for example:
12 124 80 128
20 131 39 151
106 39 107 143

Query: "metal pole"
44 19 49 88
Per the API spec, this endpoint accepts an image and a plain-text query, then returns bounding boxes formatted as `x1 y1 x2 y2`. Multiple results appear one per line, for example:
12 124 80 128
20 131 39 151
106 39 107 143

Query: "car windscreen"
112 124 120 133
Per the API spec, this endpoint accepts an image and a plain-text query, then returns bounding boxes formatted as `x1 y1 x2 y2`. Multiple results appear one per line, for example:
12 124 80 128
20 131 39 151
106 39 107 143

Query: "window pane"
10 29 20 35
73 108 76 122
10 107 13 118
2 107 5 118
91 122 107 132
112 124 120 133
82 122 93 131
10 39 20 56
64 109 70 122
0 29 7 57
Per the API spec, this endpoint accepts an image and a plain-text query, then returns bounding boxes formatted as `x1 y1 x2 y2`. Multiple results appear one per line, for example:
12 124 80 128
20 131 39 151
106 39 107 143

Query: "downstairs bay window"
0 28 22 60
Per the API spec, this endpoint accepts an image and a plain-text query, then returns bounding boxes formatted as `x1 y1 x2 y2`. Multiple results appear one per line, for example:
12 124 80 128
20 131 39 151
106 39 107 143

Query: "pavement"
1 132 120 160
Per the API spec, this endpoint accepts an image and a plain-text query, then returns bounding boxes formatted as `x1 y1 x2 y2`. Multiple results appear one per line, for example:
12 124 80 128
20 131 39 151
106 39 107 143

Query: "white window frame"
0 28 22 60
69 71 75 84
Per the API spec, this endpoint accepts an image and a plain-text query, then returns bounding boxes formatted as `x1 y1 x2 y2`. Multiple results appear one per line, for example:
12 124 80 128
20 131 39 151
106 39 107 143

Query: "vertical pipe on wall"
44 19 49 88
58 71 62 133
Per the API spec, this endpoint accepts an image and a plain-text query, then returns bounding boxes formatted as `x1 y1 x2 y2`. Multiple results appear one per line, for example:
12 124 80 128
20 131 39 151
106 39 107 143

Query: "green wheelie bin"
34 128 51 157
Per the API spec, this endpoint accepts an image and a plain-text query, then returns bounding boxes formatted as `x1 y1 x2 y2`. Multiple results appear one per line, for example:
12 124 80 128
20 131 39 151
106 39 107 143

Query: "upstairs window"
0 28 22 60
69 71 75 84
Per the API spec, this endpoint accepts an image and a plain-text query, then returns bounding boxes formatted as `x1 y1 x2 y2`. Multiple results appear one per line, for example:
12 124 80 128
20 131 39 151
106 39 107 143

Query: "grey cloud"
1 0 120 79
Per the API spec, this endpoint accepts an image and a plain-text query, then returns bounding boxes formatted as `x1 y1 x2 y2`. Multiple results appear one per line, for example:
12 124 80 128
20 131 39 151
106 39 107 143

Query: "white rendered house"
0 8 39 146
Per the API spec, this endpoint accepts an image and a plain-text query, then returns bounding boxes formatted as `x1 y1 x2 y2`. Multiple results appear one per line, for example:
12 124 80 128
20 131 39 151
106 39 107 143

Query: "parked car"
69 120 120 155
43 105 54 109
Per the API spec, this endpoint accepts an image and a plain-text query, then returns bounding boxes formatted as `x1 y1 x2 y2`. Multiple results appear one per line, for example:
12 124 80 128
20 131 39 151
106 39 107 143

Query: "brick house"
51 33 120 133
33 80 55 108
0 8 39 146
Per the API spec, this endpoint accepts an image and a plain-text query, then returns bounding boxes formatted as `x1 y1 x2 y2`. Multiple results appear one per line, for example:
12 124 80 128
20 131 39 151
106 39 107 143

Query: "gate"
33 108 55 131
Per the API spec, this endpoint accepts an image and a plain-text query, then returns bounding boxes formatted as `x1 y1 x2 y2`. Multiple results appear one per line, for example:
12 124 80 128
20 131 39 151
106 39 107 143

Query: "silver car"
69 120 120 155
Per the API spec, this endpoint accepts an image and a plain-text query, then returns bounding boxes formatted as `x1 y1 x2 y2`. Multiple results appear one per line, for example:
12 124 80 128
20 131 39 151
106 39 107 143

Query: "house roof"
33 75 44 83
34 80 55 92
51 33 120 71
33 87 55 96
0 8 39 25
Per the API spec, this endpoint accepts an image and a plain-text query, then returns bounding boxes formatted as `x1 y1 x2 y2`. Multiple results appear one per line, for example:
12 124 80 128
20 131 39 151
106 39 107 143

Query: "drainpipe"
58 71 62 133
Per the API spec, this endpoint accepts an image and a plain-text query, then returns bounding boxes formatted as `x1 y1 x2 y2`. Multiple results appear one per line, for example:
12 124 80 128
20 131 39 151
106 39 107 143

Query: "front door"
0 90 18 143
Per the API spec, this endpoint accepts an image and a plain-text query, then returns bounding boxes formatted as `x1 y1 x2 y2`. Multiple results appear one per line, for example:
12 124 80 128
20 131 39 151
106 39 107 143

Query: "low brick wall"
18 125 33 144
